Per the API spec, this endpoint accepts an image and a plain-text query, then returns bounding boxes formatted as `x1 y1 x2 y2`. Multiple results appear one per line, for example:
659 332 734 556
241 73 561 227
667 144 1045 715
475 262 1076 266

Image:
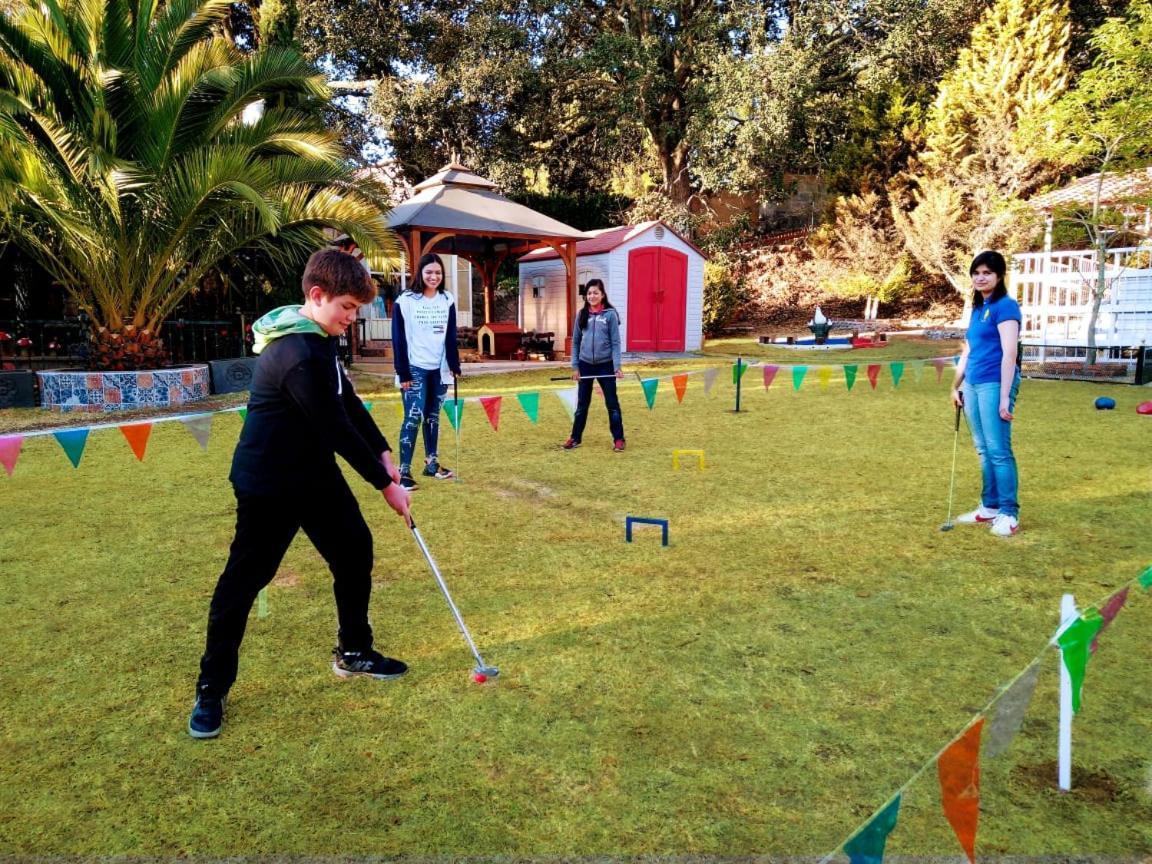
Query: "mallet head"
940 521 955 532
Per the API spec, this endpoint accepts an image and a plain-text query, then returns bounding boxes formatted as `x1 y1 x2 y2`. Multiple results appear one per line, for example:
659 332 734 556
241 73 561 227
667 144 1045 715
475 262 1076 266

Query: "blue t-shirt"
965 295 1021 384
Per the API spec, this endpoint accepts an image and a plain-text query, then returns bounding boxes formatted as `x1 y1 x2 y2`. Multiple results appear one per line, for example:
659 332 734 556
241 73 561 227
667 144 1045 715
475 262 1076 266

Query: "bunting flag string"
479 396 502 431
822 564 1149 864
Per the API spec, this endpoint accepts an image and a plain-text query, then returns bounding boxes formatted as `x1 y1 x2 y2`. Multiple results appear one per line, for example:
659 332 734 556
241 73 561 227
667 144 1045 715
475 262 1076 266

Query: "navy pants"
197 477 375 695
570 360 624 443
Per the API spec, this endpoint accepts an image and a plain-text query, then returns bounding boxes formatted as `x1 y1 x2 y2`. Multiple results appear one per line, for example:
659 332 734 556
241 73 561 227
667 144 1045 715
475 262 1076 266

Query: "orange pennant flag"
866 364 881 390
119 423 153 462
479 396 502 430
672 374 689 403
938 718 983 864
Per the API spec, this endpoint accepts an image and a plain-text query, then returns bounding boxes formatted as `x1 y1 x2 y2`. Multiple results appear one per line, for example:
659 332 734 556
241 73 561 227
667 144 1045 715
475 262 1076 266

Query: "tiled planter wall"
37 365 210 412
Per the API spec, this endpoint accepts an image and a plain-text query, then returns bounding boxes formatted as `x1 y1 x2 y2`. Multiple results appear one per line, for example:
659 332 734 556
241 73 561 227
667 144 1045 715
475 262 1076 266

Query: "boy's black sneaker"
422 460 454 480
188 688 225 739
399 473 419 490
332 647 409 680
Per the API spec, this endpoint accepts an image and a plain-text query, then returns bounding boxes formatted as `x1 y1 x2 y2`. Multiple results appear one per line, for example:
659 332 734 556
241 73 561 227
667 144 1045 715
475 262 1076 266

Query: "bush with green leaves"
702 255 744 336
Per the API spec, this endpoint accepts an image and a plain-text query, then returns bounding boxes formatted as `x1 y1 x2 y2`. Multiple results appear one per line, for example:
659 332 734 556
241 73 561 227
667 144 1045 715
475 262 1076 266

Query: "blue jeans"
399 366 447 474
570 360 624 442
962 373 1020 517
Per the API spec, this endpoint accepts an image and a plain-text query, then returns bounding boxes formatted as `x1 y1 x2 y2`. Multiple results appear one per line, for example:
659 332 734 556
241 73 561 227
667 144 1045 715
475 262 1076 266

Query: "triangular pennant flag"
180 415 213 451
1090 587 1129 654
479 396 502 431
0 435 23 476
238 406 248 421
555 387 578 420
890 362 905 388
361 400 374 412
703 368 719 395
909 359 925 383
932 358 949 383
844 365 858 391
762 365 779 389
939 719 983 864
53 428 90 468
1139 565 1152 591
1056 608 1105 713
867 364 880 389
672 374 688 403
516 392 540 424
844 794 901 864
817 366 833 390
442 398 463 431
791 366 807 391
732 361 750 384
118 423 153 462
984 659 1042 758
641 378 659 409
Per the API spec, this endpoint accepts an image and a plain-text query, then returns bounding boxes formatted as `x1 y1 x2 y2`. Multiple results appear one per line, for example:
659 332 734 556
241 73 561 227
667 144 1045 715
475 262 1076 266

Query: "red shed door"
626 247 687 352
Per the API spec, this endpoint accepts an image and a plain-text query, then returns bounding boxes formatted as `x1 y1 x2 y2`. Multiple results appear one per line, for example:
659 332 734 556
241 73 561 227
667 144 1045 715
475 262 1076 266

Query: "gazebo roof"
386 163 588 254
1028 166 1152 211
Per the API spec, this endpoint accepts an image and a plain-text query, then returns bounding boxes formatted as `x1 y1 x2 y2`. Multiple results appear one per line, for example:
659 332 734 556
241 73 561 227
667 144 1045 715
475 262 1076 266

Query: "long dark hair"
409 252 447 294
970 250 1008 308
577 278 614 330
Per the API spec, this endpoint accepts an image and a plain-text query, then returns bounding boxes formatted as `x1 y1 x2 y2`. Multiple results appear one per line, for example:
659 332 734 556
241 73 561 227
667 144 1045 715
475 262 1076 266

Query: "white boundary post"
1058 593 1077 791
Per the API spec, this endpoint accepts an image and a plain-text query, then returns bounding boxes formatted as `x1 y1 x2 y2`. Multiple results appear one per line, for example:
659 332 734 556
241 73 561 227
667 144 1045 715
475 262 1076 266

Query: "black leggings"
570 360 625 442
197 477 375 695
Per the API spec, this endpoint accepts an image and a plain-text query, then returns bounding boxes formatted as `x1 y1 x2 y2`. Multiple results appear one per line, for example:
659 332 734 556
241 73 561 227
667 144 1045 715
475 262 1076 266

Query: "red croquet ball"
473 672 487 684
1138 401 1152 415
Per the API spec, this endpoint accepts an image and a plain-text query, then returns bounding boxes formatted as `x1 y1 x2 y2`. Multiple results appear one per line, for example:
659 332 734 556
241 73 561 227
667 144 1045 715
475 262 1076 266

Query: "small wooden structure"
477 322 524 359
386 164 588 351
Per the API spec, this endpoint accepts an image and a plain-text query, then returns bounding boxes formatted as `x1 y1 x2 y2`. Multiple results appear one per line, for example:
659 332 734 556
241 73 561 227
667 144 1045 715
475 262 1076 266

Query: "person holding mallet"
188 248 412 740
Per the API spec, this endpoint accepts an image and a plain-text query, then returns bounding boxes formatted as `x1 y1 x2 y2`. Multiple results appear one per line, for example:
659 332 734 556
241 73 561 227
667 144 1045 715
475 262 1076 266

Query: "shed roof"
386 163 587 251
1028 166 1152 211
518 221 705 262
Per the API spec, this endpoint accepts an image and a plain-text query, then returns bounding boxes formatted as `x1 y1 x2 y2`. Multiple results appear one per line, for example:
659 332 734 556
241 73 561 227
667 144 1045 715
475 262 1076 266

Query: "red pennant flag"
1091 587 1129 653
939 718 983 864
672 374 688 403
119 423 153 461
479 396 502 431
0 435 23 476
866 364 880 390
762 365 779 389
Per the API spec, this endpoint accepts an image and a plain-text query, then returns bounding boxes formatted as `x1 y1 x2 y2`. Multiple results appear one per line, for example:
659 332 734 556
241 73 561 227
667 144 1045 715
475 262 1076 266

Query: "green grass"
1 355 1150 857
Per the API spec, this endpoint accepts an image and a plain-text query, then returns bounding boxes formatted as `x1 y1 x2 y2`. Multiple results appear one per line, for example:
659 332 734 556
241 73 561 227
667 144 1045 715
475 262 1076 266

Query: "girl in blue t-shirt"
950 251 1022 537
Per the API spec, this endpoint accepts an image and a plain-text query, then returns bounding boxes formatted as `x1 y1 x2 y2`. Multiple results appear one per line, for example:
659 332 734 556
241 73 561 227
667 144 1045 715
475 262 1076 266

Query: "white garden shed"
518 221 707 353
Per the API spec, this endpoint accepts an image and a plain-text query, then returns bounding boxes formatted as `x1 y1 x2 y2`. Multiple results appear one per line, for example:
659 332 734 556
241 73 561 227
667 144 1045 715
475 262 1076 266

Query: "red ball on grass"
473 672 487 684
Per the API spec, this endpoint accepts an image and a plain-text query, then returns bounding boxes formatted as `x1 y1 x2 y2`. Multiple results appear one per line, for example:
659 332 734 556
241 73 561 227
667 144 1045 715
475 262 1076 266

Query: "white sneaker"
990 513 1019 537
955 505 1000 524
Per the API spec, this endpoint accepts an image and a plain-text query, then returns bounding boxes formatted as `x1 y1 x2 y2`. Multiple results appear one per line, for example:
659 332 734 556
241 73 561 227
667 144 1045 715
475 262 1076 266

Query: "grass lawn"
1 342 1150 857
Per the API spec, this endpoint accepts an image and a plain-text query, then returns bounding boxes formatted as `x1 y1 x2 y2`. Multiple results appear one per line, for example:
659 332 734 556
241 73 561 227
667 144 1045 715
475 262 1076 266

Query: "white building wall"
519 255 610 346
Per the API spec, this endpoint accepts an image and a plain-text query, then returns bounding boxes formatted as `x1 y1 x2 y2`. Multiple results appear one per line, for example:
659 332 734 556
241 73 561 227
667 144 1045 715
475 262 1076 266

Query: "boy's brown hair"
301 248 377 304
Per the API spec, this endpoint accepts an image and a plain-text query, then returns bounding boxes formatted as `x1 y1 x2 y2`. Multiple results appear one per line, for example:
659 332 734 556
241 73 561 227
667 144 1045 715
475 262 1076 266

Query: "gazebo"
386 164 588 349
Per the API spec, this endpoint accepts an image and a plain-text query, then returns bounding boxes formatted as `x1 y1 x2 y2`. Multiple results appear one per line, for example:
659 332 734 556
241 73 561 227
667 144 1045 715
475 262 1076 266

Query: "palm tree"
0 0 396 369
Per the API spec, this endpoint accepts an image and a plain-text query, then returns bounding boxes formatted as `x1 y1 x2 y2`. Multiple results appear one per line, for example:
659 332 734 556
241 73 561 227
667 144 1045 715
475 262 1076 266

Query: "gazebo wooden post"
407 230 421 284
562 242 578 356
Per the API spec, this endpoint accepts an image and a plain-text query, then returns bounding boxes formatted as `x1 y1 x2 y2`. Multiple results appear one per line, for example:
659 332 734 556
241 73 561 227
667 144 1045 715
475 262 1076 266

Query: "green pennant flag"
909 359 925 383
516 392 540 424
641 378 659 409
442 398 463 430
890 362 905 388
238 407 248 421
844 794 901 864
844 364 858 391
361 400 374 412
1138 565 1152 591
53 428 90 468
256 586 269 619
1056 608 1105 713
792 366 807 390
732 361 750 384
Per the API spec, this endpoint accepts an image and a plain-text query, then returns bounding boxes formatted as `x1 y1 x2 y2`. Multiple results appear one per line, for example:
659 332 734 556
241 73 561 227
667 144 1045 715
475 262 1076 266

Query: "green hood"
251 305 328 354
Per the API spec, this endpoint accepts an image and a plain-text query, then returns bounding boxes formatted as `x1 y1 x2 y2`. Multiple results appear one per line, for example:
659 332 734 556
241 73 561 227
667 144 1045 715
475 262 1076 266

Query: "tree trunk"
658 143 692 206
89 325 167 371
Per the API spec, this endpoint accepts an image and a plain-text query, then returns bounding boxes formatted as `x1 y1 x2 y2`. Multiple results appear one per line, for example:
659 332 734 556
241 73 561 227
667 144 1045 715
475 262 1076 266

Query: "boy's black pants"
197 476 375 695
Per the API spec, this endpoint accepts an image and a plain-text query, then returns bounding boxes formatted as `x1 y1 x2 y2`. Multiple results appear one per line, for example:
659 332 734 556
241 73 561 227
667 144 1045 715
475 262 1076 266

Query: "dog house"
518 221 707 354
477 321 524 359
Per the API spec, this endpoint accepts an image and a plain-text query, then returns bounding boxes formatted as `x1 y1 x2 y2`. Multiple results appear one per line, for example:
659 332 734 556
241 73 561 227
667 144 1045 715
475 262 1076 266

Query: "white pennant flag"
703 368 719 395
180 415 213 450
554 387 579 420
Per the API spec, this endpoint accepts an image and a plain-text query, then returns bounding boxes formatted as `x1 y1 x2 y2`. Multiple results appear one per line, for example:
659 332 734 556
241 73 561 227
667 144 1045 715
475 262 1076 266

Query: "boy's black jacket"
230 333 392 494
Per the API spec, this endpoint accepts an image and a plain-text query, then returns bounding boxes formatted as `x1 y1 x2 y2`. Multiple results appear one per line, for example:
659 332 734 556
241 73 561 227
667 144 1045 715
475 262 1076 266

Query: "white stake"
1057 593 1077 791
